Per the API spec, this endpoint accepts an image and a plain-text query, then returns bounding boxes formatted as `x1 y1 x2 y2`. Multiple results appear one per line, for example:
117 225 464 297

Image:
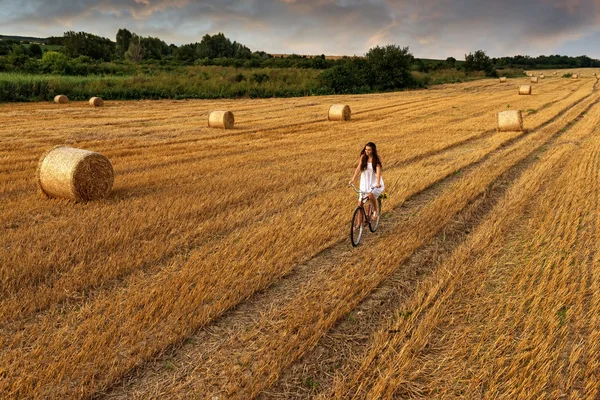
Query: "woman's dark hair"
360 142 382 171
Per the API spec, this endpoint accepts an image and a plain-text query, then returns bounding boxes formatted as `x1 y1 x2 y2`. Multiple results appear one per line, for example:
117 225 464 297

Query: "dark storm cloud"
1 0 600 57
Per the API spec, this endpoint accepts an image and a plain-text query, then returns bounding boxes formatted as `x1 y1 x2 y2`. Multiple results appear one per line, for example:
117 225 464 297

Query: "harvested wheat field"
1 76 599 399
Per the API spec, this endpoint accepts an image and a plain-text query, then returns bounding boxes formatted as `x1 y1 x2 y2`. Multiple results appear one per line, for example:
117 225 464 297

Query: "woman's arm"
349 158 362 185
376 164 382 187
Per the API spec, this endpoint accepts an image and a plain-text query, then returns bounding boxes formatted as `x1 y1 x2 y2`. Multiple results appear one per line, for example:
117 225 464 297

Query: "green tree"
125 34 143 63
319 57 369 93
63 31 115 61
116 28 133 58
446 56 456 68
29 43 43 58
7 44 32 67
196 33 251 59
41 51 69 74
140 36 169 60
365 45 415 90
464 49 495 76
173 43 197 64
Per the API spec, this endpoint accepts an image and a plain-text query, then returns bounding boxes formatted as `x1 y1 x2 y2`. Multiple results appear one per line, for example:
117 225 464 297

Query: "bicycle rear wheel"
350 207 364 246
369 198 382 232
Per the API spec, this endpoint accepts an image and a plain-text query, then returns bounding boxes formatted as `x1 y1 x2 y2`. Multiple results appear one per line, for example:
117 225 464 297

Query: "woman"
349 142 384 221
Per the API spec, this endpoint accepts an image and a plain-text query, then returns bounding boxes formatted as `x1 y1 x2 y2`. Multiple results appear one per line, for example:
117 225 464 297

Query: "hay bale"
37 146 114 201
527 72 533 77
499 77 507 83
54 95 69 104
518 85 532 95
539 74 545 79
530 77 539 83
497 110 523 132
553 72 558 75
572 74 579 79
328 104 351 121
208 111 235 129
89 97 104 107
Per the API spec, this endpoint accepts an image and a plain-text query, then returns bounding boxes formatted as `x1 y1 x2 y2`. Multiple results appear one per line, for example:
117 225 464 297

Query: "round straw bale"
518 85 532 95
37 146 114 201
208 111 235 129
497 110 523 132
89 97 104 107
572 74 579 79
328 104 351 121
527 72 533 77
553 71 558 75
499 77 507 83
530 77 539 83
539 74 545 79
54 95 69 104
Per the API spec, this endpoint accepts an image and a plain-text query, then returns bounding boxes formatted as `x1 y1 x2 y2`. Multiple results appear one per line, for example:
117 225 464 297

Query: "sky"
1 0 600 59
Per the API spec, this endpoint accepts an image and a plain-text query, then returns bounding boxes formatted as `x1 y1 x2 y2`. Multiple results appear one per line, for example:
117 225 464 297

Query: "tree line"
1 28 599 98
0 30 335 70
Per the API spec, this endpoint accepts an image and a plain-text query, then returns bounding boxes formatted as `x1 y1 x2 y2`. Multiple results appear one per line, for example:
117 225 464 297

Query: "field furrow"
1 75 598 399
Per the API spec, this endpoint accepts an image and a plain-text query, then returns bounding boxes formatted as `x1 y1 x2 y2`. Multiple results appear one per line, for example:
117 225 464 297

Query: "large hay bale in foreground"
497 110 523 132
499 77 507 83
530 77 539 83
572 74 579 79
54 95 69 104
519 85 532 95
37 146 114 201
328 104 351 121
208 111 235 129
89 97 104 107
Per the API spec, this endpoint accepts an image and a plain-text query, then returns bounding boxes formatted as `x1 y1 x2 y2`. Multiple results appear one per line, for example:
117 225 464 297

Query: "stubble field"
1 73 599 399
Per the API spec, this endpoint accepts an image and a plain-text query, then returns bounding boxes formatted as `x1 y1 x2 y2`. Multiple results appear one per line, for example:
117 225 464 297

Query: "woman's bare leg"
368 193 378 219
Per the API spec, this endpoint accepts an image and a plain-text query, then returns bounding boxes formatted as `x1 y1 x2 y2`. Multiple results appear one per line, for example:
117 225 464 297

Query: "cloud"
1 0 600 57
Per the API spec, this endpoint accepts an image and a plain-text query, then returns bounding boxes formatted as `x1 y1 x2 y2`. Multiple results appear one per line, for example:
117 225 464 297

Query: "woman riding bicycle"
348 142 384 221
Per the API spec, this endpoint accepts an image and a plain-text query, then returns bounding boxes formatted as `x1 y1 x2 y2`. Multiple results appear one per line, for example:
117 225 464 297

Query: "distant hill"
0 34 47 43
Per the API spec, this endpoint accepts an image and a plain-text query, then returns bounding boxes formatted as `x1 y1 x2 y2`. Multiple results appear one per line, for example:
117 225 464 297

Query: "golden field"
1 73 599 399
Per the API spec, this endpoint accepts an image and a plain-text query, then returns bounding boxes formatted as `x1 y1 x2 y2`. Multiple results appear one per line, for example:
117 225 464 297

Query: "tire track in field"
97 81 600 400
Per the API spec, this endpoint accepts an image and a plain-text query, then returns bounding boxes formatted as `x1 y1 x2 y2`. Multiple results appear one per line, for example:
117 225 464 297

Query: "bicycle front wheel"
350 207 364 247
369 198 381 232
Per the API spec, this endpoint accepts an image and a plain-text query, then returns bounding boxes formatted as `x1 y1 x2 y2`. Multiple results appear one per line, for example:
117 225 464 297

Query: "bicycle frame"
349 183 380 246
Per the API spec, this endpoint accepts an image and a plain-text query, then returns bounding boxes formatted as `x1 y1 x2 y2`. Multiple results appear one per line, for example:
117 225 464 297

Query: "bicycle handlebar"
349 183 375 195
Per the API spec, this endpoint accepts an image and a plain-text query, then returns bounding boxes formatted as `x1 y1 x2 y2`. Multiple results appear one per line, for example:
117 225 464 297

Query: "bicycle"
349 183 382 247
